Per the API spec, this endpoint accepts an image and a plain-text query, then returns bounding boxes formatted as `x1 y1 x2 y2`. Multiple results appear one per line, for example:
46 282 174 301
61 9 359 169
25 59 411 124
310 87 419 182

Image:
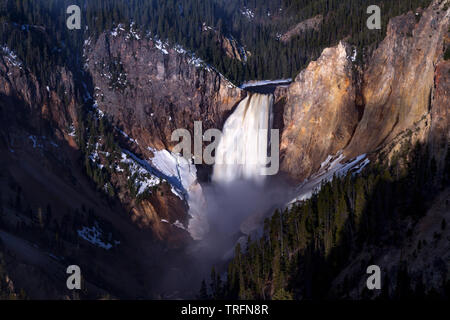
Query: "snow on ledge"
1 46 23 69
77 223 120 250
148 147 208 240
240 78 292 89
290 152 370 204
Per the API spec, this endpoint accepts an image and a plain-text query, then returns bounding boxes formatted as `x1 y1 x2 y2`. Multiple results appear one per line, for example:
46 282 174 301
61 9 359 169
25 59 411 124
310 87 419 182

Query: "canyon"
0 0 448 299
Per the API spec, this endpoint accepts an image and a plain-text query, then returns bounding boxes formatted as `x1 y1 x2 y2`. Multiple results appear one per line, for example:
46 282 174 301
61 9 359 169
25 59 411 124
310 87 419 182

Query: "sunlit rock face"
279 0 449 183
346 1 450 158
279 41 359 182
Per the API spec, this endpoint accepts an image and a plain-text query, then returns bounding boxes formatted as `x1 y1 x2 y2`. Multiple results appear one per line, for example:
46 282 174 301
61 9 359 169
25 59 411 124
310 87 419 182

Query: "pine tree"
197 280 209 300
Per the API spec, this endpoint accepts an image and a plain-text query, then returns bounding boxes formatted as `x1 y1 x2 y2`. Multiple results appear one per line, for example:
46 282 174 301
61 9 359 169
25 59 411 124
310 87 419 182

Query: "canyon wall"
0 49 77 140
346 1 449 158
278 0 449 183
278 41 360 182
85 29 244 157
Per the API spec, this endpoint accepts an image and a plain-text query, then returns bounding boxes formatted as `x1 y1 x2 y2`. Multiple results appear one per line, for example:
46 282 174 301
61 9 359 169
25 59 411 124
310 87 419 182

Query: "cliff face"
0 38 193 299
82 29 247 242
0 49 77 139
346 1 449 158
429 59 450 161
219 36 249 62
278 42 360 182
85 30 244 156
279 0 449 183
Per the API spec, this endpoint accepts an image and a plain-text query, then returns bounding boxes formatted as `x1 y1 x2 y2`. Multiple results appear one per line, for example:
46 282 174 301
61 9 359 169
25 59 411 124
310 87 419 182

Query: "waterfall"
212 93 274 185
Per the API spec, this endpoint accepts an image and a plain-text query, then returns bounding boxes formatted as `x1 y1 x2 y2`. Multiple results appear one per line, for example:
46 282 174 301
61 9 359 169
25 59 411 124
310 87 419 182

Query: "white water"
212 93 274 185
148 148 208 240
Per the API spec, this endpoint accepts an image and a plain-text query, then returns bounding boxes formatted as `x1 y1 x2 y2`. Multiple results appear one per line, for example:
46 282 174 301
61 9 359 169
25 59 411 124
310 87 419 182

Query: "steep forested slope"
214 147 450 300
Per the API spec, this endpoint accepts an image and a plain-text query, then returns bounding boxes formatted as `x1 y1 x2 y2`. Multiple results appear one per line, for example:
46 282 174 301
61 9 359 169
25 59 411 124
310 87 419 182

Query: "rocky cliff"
85 27 244 157
278 0 449 183
0 47 77 140
271 0 449 299
278 42 360 182
346 1 449 158
429 59 450 161
82 27 248 242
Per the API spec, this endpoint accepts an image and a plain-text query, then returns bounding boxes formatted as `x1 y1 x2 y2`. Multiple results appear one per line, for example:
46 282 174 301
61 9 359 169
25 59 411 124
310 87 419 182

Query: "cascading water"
181 91 287 296
212 93 274 185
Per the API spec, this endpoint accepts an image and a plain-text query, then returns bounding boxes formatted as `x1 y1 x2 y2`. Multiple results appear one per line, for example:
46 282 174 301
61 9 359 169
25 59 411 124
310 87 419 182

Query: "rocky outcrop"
85 30 244 157
220 36 249 62
130 182 190 245
202 23 250 62
429 60 450 164
280 15 323 43
278 42 360 182
0 48 77 139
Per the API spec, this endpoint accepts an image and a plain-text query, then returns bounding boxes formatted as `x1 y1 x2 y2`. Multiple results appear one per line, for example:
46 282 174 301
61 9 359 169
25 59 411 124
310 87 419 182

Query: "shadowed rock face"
0 54 77 137
279 0 449 183
430 60 450 162
346 1 449 158
278 42 359 182
85 32 244 157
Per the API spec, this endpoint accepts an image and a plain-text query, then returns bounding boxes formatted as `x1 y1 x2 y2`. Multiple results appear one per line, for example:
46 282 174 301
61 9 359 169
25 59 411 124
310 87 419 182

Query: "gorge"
0 0 448 300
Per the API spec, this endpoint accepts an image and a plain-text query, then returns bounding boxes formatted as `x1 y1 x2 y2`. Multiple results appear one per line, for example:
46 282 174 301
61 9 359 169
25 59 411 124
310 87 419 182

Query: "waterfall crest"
212 93 274 185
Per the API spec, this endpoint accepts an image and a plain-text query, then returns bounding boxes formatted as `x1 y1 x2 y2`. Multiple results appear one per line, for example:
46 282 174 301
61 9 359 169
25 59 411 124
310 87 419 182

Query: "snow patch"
154 39 169 55
290 152 369 204
1 46 22 68
28 135 42 149
241 8 255 20
28 135 58 150
110 23 141 41
173 220 187 230
349 48 358 62
148 148 208 240
148 148 196 194
120 148 207 239
117 129 139 145
68 125 76 137
120 151 161 195
77 223 120 250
